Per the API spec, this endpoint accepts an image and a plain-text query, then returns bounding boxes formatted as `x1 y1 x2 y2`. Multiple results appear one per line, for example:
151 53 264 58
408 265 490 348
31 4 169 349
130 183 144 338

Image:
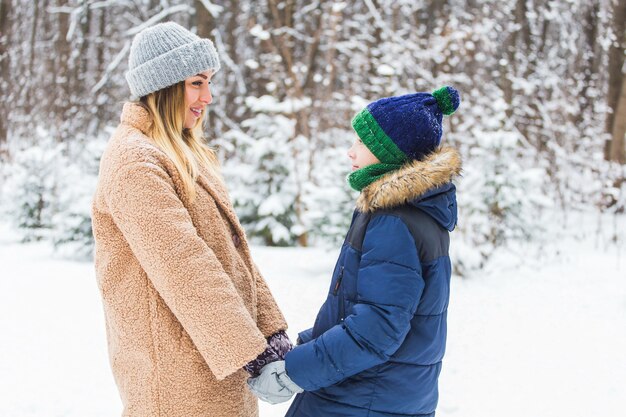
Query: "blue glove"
247 360 303 404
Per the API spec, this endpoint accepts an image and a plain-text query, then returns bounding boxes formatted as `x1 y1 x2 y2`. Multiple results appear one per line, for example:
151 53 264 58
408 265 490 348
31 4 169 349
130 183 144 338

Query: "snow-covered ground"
0 218 625 417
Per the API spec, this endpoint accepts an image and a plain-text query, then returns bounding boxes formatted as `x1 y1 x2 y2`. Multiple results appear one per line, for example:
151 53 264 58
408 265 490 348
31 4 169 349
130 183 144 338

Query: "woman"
91 22 288 417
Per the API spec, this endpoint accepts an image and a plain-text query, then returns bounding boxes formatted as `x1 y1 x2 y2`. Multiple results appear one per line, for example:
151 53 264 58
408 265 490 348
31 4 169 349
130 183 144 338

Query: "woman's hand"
243 330 293 377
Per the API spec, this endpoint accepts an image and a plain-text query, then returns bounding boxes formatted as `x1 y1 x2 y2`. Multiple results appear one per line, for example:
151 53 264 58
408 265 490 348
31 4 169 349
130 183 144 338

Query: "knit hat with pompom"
351 86 460 164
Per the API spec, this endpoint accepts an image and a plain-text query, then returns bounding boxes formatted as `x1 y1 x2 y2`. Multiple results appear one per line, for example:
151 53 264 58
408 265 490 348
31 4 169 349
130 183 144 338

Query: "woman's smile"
190 106 202 118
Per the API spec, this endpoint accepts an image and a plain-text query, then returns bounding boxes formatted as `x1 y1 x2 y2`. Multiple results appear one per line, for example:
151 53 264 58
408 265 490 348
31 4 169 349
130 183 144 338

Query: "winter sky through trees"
0 0 624 273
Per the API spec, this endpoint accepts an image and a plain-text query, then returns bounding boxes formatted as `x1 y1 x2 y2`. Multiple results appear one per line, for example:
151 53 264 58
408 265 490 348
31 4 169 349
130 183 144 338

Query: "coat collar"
196 167 239 227
119 102 252 256
197 167 250 241
120 102 152 135
196 171 259 273
356 146 462 213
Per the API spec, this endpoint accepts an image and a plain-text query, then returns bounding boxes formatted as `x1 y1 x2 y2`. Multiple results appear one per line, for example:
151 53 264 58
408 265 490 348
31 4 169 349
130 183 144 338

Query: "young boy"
249 86 462 417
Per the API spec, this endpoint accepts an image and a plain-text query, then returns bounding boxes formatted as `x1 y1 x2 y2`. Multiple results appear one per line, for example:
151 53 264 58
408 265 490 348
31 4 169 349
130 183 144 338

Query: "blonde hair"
140 81 220 201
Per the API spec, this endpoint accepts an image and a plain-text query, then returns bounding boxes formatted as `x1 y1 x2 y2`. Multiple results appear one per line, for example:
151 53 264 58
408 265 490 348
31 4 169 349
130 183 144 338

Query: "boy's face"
348 137 380 171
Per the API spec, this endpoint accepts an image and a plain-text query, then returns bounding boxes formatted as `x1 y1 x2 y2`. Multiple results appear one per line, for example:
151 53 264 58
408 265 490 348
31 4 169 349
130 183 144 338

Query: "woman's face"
183 70 213 129
347 137 380 171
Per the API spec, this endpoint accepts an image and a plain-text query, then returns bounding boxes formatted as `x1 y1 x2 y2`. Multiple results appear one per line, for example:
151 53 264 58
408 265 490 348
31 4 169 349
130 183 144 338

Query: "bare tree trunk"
225 0 239 64
223 0 242 122
515 0 531 51
367 0 383 81
501 1 521 119
605 0 626 160
301 5 323 92
576 2 599 128
54 0 72 141
77 2 91 93
194 0 215 38
29 0 39 76
610 76 626 163
0 0 11 151
267 0 301 97
426 0 444 38
321 2 342 125
94 6 107 131
96 7 105 73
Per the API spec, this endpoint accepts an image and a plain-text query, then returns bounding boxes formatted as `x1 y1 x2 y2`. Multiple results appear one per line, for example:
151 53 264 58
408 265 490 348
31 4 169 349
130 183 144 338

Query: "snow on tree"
50 136 107 259
1 133 64 241
0 0 623 271
220 96 303 246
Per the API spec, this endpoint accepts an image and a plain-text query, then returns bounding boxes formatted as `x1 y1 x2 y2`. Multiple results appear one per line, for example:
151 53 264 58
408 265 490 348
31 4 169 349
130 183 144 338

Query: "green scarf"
347 163 402 192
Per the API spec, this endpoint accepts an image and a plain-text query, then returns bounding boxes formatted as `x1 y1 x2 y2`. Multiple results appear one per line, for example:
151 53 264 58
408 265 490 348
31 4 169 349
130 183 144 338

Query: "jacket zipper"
333 266 345 295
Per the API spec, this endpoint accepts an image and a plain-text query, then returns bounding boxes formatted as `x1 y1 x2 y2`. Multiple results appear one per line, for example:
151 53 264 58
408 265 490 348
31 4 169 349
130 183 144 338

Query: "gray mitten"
247 360 303 404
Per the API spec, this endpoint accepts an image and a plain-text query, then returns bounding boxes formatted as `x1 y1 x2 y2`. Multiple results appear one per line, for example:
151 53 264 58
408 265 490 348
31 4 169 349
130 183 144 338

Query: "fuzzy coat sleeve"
104 159 267 380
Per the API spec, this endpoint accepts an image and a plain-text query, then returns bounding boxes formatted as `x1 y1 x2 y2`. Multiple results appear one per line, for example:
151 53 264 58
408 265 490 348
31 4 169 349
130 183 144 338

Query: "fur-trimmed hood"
356 146 462 231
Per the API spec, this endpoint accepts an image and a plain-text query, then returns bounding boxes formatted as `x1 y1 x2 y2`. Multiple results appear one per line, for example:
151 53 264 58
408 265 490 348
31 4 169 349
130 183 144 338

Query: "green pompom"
432 86 459 116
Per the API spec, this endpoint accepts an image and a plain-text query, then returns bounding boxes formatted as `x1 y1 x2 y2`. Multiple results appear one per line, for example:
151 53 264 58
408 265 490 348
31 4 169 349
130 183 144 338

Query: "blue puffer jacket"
284 147 462 417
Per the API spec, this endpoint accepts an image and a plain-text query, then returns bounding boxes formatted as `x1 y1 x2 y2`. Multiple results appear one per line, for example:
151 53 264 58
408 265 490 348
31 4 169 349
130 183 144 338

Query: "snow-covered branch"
197 0 224 18
212 29 247 95
125 5 193 36
91 41 131 94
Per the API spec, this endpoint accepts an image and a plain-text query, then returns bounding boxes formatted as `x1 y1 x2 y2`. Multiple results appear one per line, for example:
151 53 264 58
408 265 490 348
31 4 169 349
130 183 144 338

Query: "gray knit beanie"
126 22 221 98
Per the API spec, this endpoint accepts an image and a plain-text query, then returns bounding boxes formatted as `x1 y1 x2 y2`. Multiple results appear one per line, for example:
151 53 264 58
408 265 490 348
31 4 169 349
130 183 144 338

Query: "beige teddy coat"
92 102 287 417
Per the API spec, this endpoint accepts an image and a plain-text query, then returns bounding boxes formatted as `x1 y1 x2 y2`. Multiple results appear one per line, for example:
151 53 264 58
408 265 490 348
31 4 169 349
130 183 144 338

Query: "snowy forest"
0 0 624 275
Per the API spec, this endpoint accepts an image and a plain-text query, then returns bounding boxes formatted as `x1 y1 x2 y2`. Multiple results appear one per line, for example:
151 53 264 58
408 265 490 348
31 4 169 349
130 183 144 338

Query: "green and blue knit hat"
351 86 460 164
